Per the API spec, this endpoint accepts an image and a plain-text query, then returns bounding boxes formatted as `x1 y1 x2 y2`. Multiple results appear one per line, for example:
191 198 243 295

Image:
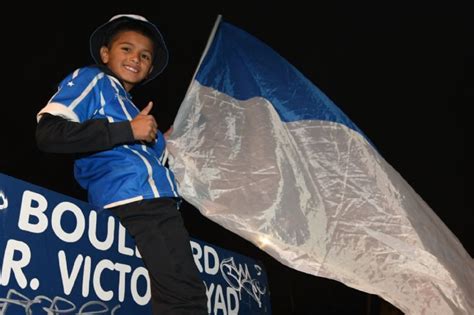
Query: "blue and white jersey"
37 66 179 208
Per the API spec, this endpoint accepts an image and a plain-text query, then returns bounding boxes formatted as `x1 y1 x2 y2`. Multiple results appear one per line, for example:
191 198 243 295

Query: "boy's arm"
36 113 135 153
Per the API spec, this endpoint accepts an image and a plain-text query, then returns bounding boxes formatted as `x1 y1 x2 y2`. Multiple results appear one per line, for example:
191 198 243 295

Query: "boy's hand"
131 102 158 142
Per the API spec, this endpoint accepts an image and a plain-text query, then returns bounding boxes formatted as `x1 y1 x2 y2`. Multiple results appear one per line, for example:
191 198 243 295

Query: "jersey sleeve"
37 67 106 123
36 113 135 154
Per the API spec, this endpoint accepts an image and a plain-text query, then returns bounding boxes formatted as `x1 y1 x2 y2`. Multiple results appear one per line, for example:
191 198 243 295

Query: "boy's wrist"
109 121 135 145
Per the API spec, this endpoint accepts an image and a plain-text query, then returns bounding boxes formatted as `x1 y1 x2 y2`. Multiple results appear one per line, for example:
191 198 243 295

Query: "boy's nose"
130 54 140 64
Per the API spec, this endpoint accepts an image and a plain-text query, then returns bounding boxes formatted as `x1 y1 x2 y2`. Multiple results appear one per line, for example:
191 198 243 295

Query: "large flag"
167 16 473 314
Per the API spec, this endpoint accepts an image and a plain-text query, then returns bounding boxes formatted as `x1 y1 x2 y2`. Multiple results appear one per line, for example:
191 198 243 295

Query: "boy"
36 14 208 314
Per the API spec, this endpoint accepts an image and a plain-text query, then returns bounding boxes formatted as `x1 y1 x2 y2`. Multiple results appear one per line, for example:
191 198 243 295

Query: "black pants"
112 198 208 315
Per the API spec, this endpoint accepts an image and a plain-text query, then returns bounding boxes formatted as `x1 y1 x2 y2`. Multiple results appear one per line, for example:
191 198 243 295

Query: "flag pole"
168 14 222 146
183 14 222 97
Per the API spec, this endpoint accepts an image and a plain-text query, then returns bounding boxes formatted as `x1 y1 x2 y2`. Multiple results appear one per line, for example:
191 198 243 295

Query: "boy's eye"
121 47 131 52
141 54 151 61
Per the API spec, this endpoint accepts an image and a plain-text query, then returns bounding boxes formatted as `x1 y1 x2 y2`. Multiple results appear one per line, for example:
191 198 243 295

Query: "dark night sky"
2 3 471 314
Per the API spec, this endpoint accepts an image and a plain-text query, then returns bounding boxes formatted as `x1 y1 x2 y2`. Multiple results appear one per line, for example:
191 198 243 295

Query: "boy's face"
99 30 155 91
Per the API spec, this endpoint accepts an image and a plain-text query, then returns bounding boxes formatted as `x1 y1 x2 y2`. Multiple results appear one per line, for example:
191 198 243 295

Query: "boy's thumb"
140 102 153 115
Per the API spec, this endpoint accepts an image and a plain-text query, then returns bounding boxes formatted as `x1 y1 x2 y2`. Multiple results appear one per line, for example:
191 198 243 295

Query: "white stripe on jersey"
107 76 141 113
107 77 160 198
69 72 104 111
104 195 144 209
164 165 178 197
153 149 178 197
108 76 133 120
37 102 80 122
72 68 80 79
127 145 160 198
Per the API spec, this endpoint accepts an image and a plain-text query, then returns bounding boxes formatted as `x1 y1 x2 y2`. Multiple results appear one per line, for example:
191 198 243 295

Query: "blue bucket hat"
89 14 169 84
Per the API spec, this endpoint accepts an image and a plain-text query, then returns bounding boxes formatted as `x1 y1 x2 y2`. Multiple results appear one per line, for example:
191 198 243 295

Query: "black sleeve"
36 113 135 154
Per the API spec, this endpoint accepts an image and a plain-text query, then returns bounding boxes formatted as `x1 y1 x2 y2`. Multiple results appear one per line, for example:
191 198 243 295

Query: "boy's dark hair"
90 15 169 84
102 19 157 53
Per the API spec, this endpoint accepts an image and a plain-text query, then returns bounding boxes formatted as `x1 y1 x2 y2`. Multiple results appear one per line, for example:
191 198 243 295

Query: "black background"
2 3 471 314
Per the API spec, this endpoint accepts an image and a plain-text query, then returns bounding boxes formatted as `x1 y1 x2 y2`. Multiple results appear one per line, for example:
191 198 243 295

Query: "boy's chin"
121 76 145 89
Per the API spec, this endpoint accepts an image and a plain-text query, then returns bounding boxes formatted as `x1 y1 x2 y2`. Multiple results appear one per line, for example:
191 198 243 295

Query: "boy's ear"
99 46 109 64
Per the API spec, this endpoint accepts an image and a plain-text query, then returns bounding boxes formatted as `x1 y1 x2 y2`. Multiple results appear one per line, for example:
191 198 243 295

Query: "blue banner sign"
0 173 271 314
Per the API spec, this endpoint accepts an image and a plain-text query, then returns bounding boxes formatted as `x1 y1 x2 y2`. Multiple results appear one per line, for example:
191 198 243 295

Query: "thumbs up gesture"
131 101 158 142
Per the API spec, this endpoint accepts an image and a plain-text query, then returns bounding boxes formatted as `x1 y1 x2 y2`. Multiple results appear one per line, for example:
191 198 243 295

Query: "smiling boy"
36 14 208 314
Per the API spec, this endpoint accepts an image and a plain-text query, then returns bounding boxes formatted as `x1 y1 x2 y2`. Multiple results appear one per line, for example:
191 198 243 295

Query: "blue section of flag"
196 22 364 135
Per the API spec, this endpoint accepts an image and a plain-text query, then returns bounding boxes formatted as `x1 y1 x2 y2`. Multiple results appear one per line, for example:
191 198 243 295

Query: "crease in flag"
167 15 473 314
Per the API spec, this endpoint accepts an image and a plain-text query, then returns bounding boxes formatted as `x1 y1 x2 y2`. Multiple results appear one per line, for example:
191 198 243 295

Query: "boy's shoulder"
59 65 107 87
72 65 105 78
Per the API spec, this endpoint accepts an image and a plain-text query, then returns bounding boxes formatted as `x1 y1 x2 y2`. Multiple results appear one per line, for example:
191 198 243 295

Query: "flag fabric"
167 17 473 314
